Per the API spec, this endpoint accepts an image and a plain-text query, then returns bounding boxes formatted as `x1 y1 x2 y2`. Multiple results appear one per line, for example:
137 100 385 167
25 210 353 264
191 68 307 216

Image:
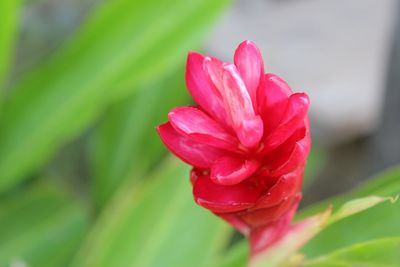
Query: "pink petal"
204 56 225 97
257 74 292 133
240 194 301 229
249 195 301 255
185 52 227 123
168 106 240 153
264 125 311 177
252 168 303 210
262 93 310 153
190 169 200 185
204 60 264 148
216 213 250 236
234 40 264 107
193 173 264 213
210 156 260 185
157 122 227 168
220 64 264 147
270 143 308 177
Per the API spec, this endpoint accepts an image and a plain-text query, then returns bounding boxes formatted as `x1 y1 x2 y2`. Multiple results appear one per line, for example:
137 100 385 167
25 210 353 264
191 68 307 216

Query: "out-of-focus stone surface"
369 12 400 174
207 0 397 145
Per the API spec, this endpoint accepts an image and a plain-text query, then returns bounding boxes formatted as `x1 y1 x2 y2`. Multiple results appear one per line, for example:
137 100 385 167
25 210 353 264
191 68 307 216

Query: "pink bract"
157 40 311 254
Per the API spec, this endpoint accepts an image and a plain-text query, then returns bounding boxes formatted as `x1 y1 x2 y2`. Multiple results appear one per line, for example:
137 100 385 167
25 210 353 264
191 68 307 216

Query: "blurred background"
0 0 399 266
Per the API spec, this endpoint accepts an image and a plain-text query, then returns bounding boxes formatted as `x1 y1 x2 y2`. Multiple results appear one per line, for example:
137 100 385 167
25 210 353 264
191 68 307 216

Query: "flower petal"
168 106 240 152
263 124 311 177
185 52 227 123
249 195 301 254
262 93 310 153
216 213 250 236
210 156 260 185
257 74 292 133
204 56 225 97
220 64 264 147
157 122 227 168
252 168 304 210
193 173 263 213
240 194 301 229
234 40 264 106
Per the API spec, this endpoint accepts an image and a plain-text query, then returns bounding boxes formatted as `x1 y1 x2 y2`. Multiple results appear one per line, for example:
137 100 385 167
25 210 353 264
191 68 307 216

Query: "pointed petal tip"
234 40 264 107
167 107 181 121
293 92 310 104
187 51 204 59
157 122 227 168
222 62 237 72
186 52 206 74
237 115 264 148
290 92 310 112
237 40 258 49
155 123 165 134
167 106 241 152
185 51 228 124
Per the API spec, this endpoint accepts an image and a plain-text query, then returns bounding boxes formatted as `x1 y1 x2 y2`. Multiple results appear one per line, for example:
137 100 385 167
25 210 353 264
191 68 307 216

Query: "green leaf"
213 166 400 266
298 166 400 218
248 196 389 267
0 0 20 88
0 181 88 267
327 196 391 225
89 67 190 209
215 195 392 267
212 242 248 267
300 166 400 258
72 158 231 267
303 237 400 267
0 0 230 193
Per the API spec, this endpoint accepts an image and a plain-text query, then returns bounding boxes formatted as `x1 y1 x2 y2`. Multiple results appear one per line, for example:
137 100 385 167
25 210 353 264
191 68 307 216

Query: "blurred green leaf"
212 242 248 267
214 166 400 267
248 196 388 267
0 0 230 193
89 67 190 209
0 181 88 267
299 166 400 218
72 158 231 267
327 196 389 225
0 0 20 89
303 237 400 267
299 166 400 258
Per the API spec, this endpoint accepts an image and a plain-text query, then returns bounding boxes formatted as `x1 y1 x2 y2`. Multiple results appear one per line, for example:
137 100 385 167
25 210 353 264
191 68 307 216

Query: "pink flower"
157 40 311 254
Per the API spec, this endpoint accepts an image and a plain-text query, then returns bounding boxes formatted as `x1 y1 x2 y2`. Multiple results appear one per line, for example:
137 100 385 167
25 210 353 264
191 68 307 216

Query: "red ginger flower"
157 40 311 255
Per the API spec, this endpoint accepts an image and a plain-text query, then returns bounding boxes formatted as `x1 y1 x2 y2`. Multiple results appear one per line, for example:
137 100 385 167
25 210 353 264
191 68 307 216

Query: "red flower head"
157 40 311 254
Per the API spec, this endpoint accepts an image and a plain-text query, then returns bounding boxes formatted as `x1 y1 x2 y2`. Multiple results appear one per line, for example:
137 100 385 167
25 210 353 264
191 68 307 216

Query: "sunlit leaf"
304 237 400 267
215 193 395 267
248 195 389 267
72 158 231 267
327 196 390 224
299 166 400 218
300 166 400 257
